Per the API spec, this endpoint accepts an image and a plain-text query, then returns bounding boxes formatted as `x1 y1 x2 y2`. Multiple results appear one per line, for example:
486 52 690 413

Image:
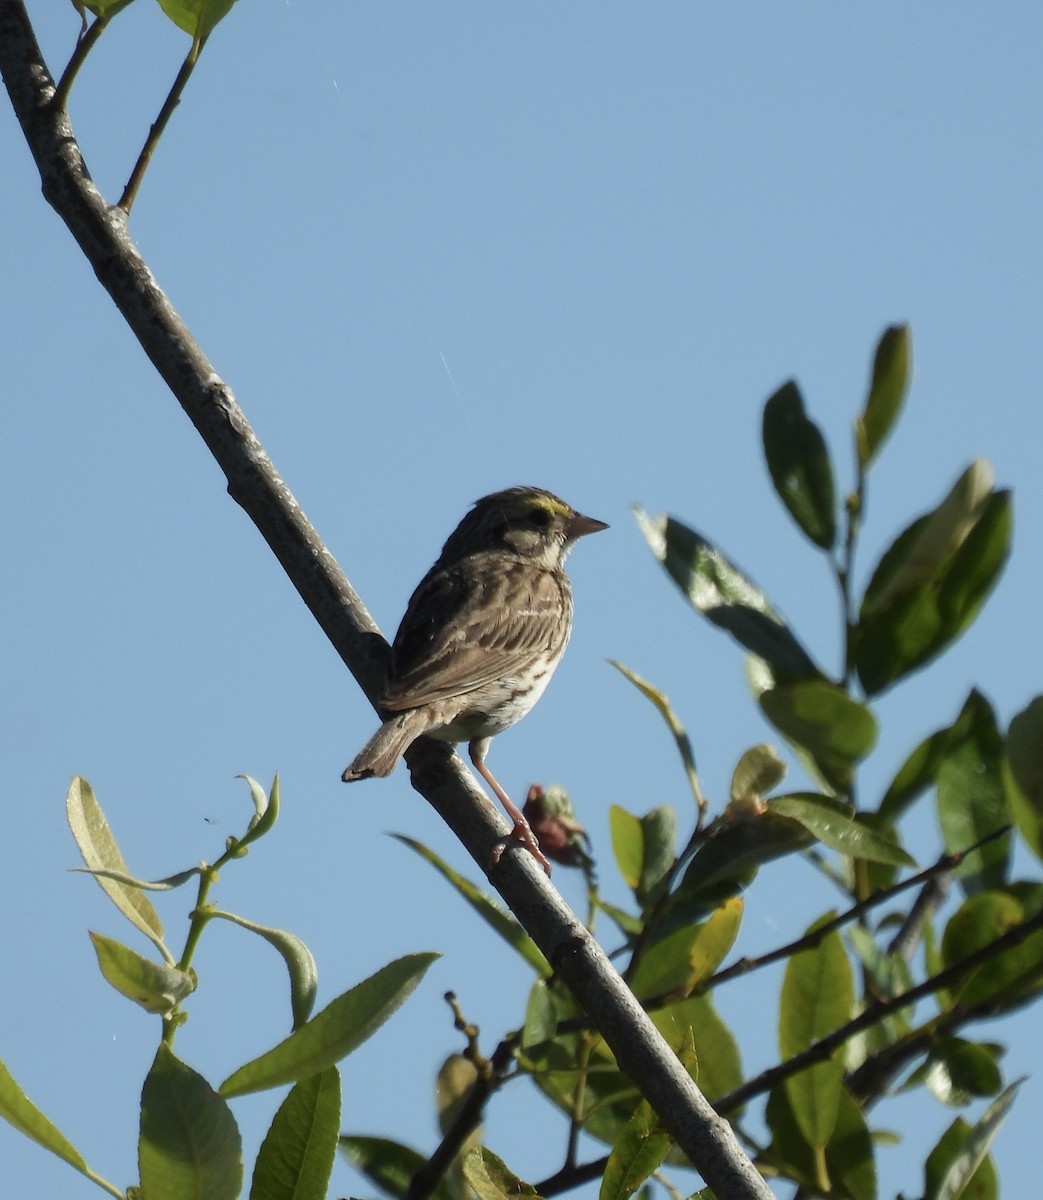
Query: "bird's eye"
527 507 551 528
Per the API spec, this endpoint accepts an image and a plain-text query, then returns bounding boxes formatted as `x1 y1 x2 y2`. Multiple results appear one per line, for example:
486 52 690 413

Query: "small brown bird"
342 486 607 870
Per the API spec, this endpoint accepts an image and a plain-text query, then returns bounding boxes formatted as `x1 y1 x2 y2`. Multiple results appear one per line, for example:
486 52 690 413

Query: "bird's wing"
381 559 571 710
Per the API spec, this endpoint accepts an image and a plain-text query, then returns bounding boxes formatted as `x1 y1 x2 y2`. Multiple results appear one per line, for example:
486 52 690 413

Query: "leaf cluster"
340 328 1043 1200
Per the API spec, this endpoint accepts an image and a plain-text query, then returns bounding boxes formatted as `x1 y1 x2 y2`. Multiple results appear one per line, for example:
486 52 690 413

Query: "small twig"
887 873 952 960
715 899 1043 1115
690 826 1009 997
118 33 207 213
406 1004 515 1200
52 12 110 112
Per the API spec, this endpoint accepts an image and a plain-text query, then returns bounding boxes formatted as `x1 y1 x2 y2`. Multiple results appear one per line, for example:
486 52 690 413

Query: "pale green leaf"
66 778 171 960
221 953 438 1096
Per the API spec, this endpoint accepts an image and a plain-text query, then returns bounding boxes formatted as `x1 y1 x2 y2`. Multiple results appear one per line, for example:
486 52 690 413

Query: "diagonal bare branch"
0 6 772 1195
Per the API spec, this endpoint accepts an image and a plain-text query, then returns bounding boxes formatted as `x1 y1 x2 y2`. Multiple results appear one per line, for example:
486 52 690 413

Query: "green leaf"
924 1082 1022 1200
634 508 821 681
780 921 854 1151
936 692 1011 894
762 380 837 550
855 483 1011 696
155 0 237 38
237 774 280 850
80 0 137 20
464 1147 541 1200
878 724 953 824
66 777 169 959
857 324 911 469
941 892 1043 1010
765 1083 874 1200
769 793 915 867
221 953 438 1097
0 1057 112 1188
650 994 742 1103
90 932 196 1014
609 801 676 908
610 661 703 809
72 865 201 891
436 1053 479 1139
610 806 643 891
864 461 995 616
677 808 812 912
208 910 318 1029
1005 696 1043 861
918 1038 1004 1107
600 1098 671 1200
759 681 878 793
522 979 560 1050
340 1136 458 1200
393 836 549 976
731 744 787 803
139 1044 242 1200
249 1068 341 1200
925 1120 997 1200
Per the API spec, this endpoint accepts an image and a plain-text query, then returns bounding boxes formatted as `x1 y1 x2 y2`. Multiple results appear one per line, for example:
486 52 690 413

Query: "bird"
342 486 608 871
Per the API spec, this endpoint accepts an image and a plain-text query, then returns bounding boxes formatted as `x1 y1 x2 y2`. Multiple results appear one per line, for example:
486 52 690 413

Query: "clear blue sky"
3 4 1042 1198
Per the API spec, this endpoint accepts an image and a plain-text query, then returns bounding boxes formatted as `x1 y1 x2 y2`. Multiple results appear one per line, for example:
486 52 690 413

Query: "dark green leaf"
919 1038 1004 1107
762 380 837 549
139 1045 242 1200
936 691 1011 895
878 724 952 824
769 794 915 866
923 1082 1022 1200
340 1136 458 1200
759 681 878 793
857 324 911 469
394 836 549 976
634 508 821 681
855 483 1011 696
249 1068 340 1200
221 953 438 1096
677 808 812 913
601 1099 672 1200
1006 696 1043 861
464 1147 540 1200
942 892 1043 1010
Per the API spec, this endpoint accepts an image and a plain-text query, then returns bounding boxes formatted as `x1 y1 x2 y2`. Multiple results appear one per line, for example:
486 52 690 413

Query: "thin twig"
118 34 207 213
52 12 109 112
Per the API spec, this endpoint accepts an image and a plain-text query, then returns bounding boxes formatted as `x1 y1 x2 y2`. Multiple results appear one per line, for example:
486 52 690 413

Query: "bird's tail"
341 710 432 782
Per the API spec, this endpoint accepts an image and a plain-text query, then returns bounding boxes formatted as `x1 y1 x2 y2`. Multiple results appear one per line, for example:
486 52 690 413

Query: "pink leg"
469 743 551 874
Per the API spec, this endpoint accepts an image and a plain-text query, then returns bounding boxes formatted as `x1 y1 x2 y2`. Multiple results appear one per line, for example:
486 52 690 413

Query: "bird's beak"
566 511 609 540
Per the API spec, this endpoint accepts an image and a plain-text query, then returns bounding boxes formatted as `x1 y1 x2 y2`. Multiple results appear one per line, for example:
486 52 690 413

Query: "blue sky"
3 4 1043 1198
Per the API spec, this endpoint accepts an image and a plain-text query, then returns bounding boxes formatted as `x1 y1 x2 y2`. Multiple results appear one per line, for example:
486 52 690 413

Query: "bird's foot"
491 817 552 875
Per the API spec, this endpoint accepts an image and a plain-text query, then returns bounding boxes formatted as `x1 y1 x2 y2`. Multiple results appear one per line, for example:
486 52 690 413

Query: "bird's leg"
468 739 551 874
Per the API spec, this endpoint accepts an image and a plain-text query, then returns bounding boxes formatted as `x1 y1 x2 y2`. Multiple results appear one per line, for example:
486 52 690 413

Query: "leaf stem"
52 13 110 113
118 34 207 214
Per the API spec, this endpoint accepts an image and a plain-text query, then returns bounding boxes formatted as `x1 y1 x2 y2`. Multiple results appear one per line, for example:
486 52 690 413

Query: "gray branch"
0 6 772 1196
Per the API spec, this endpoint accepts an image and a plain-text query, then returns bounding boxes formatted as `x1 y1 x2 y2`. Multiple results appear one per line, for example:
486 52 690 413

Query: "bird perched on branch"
342 486 607 871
